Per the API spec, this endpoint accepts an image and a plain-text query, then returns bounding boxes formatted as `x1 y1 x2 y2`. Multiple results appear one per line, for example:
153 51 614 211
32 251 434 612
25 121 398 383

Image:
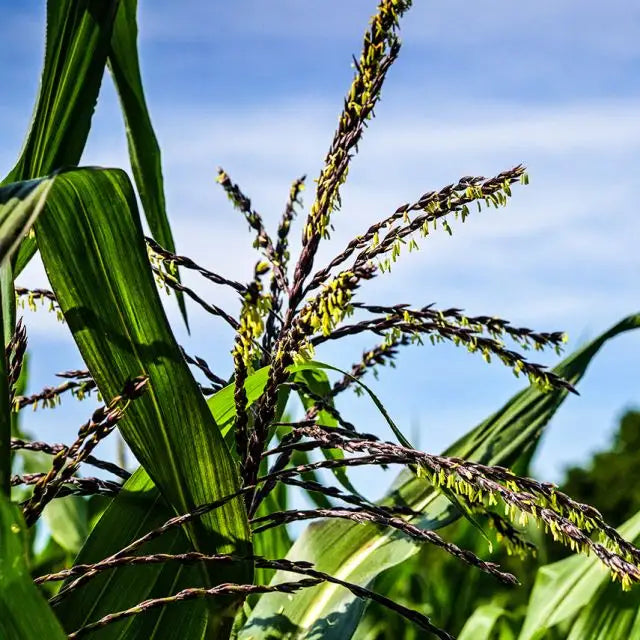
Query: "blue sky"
1 1 639 497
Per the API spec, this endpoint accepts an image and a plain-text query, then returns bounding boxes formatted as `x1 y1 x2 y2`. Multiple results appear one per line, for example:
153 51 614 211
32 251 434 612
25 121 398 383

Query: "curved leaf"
108 0 188 327
34 168 251 628
55 468 208 639
0 177 55 266
58 362 277 634
208 365 270 438
458 604 516 640
53 468 200 637
0 497 66 639
43 496 88 556
293 368 361 498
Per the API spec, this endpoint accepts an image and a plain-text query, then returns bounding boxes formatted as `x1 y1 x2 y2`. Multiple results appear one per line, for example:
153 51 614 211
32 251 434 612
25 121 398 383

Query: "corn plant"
1 1 639 639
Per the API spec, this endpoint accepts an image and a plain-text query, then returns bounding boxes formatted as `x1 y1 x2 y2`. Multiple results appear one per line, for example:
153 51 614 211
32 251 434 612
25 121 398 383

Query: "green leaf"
458 604 515 640
108 0 188 328
5 1 116 180
0 258 16 497
242 313 640 639
252 482 292 591
0 177 55 266
43 496 89 556
52 468 189 636
518 510 640 640
288 447 333 510
34 168 251 627
293 361 414 449
0 496 66 639
0 281 11 496
208 366 271 438
124 563 209 640
58 363 277 633
293 368 362 499
4 1 119 275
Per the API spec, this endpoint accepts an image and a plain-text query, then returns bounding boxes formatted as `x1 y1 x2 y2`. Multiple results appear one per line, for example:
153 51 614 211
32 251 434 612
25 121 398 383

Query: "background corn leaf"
0 257 16 495
518 509 640 640
57 363 282 635
43 496 89 556
295 361 414 449
6 0 183 319
0 262 15 345
242 313 640 639
123 564 209 640
0 497 66 639
108 0 187 327
252 485 293 595
4 1 117 183
0 276 12 495
34 168 252 623
457 604 516 640
208 365 270 440
5 0 119 276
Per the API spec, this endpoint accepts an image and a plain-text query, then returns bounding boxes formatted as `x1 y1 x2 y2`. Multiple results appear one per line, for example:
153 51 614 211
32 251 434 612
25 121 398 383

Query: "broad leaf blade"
52 468 189 636
252 483 293 592
0 497 66 639
208 365 270 438
0 270 12 495
124 563 209 640
108 0 188 327
243 313 640 639
35 168 252 623
0 177 55 266
59 363 280 635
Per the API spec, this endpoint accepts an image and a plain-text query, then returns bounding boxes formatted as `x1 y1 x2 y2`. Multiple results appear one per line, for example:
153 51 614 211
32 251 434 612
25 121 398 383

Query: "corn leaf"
208 365 270 438
0 177 55 266
108 0 187 327
295 361 413 449
5 0 119 276
242 313 640 639
0 282 12 496
293 368 361 498
6 1 183 320
458 604 516 640
252 483 293 592
52 468 193 637
5 1 116 184
0 496 66 639
43 496 89 556
34 167 252 626
56 362 277 635
518 510 640 640
124 564 209 640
